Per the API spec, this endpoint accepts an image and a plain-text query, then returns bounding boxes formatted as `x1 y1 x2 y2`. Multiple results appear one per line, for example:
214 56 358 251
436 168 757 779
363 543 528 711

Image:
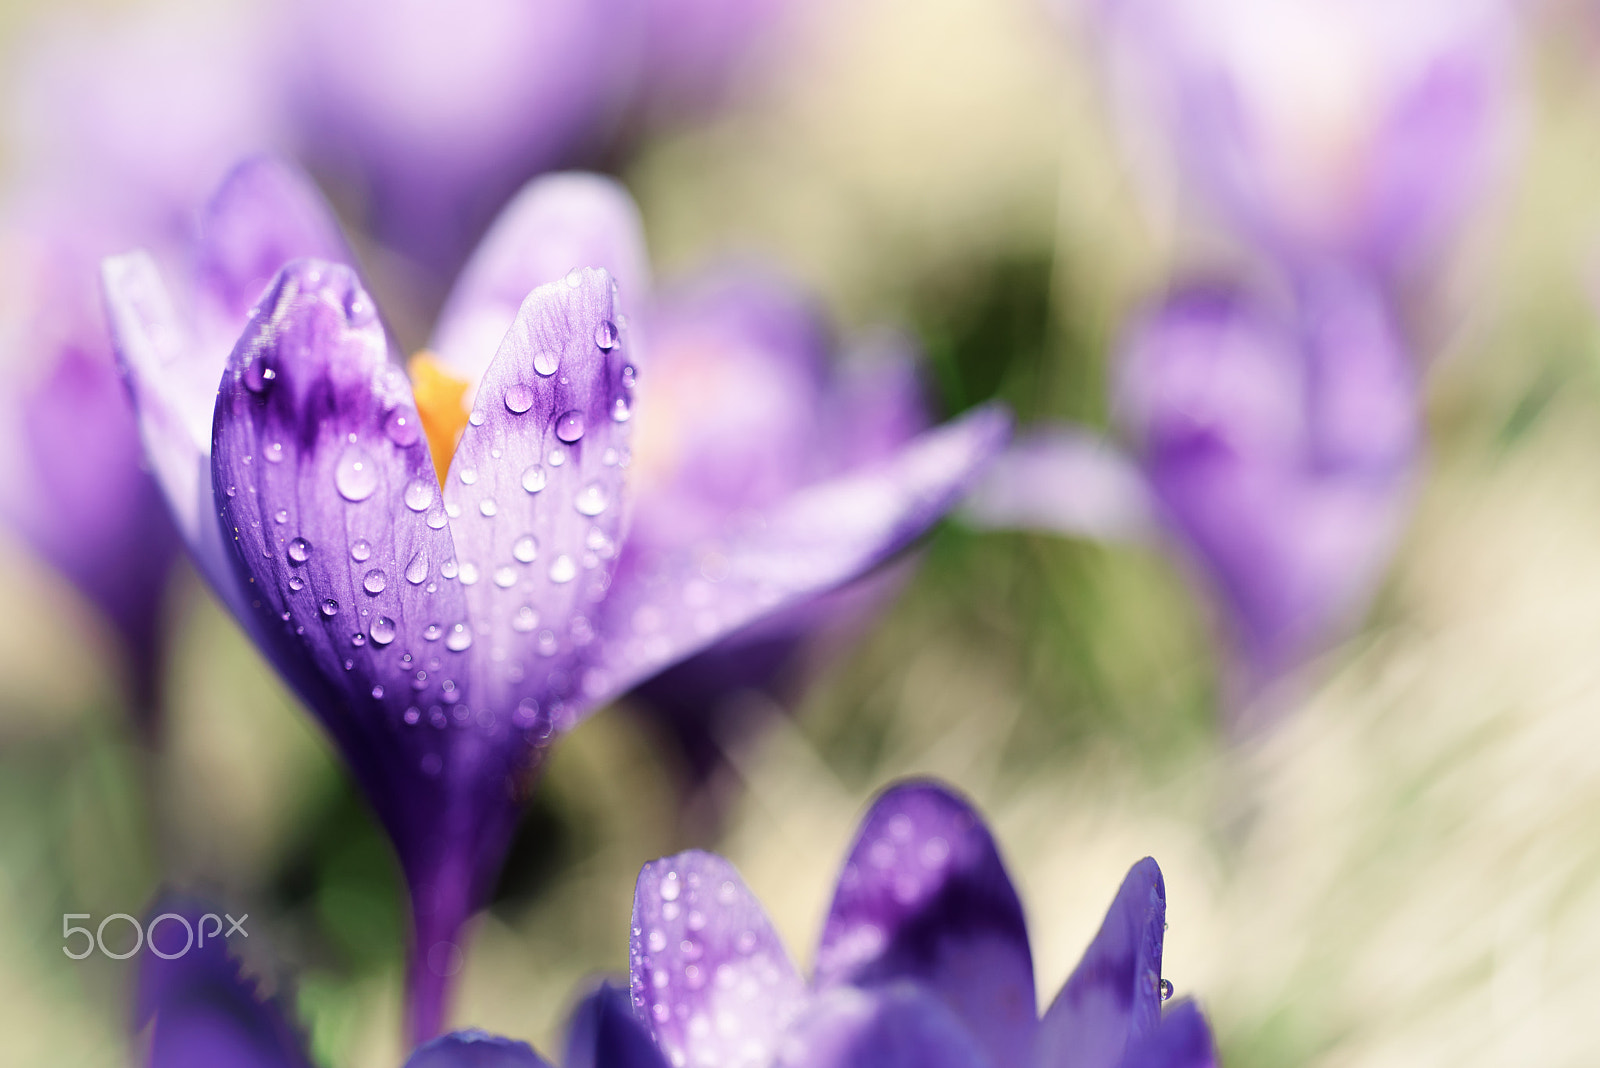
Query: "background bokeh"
3 0 1600 1065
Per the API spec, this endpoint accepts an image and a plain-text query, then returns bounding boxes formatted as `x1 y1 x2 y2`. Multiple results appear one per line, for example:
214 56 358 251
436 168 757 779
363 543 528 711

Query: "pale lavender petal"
211 258 536 1043
635 0 798 117
814 782 1035 1068
439 268 635 723
825 333 931 469
137 902 311 1068
578 404 1010 710
432 174 649 385
629 850 807 1067
404 1030 554 1068
1035 859 1166 1068
564 982 671 1068
1116 1002 1216 1068
193 155 354 333
774 985 991 1068
962 426 1155 542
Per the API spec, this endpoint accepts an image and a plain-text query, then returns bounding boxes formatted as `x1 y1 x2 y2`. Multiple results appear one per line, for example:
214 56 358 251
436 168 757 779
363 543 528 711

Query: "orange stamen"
408 351 472 487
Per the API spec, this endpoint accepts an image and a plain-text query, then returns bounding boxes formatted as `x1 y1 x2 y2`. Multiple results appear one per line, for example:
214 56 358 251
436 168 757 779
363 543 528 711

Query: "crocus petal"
579 403 1011 708
629 850 808 1067
1035 859 1166 1068
212 258 536 1043
961 426 1155 542
193 155 355 338
1116 1002 1217 1068
403 1030 555 1068
432 174 649 387
564 982 671 1068
774 985 993 1068
137 903 311 1068
439 268 635 723
814 782 1035 1068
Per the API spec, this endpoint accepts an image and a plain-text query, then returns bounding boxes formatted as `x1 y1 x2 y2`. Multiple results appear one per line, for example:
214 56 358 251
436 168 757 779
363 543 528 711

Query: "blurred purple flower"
970 278 1418 715
0 7 287 722
633 0 803 121
1094 0 1517 282
104 161 1009 1043
624 269 929 791
624 781 1215 1067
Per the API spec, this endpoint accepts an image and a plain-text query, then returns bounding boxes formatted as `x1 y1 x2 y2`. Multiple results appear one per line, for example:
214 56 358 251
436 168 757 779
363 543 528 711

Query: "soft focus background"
3 0 1600 1065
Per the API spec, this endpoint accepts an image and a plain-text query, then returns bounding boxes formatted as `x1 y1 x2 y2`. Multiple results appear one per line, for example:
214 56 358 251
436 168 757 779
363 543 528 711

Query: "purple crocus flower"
969 278 1418 716
624 780 1215 1067
624 269 929 788
1094 0 1517 283
104 160 1009 1043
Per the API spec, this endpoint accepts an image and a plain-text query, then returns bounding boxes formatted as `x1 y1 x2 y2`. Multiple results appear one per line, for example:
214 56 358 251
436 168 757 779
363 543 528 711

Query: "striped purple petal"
815 782 1035 1068
439 268 635 726
1035 859 1166 1068
629 850 808 1067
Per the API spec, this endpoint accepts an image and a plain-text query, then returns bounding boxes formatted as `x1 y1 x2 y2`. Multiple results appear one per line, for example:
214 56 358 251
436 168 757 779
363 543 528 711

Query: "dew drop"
595 320 618 350
426 504 448 529
243 351 277 393
351 632 367 647
320 598 340 618
405 551 429 585
445 623 473 652
404 479 434 511
351 539 372 562
404 707 421 725
493 566 517 588
549 555 576 584
660 872 681 901
1159 979 1174 1001
371 684 385 699
512 605 538 632
574 483 608 516
264 441 285 463
335 445 379 502
548 449 566 468
371 616 396 646
424 624 442 641
555 410 585 443
468 409 485 427
512 535 537 563
385 408 421 447
274 509 288 524
458 562 480 585
479 498 498 517
521 465 547 493
611 395 632 423
288 575 305 592
504 383 534 414
621 364 637 390
441 559 459 580
363 569 387 594
459 467 478 486
287 537 312 564
533 349 560 376
564 268 583 288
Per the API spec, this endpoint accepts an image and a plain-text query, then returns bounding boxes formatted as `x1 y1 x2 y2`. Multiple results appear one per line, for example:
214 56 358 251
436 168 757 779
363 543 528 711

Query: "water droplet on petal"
264 441 285 463
555 410 585 443
371 684 385 699
274 509 288 524
493 566 517 588
549 555 576 584
521 465 547 493
574 483 608 516
621 364 637 390
458 562 480 586
335 446 379 502
564 268 583 288
660 872 680 901
287 537 312 564
459 467 478 486
351 632 367 647
385 408 421 446
288 575 305 592
445 623 473 652
595 320 618 350
243 351 277 393
345 292 376 327
406 551 429 584
512 535 537 563
512 606 538 632
504 384 534 414
320 598 340 618
371 617 396 645
611 395 631 423
1160 979 1174 1001
404 707 421 724
424 624 442 641
468 409 486 427
363 569 387 594
440 559 459 579
479 498 497 517
404 479 434 511
534 349 560 376
351 539 372 562
548 448 566 467
426 503 448 529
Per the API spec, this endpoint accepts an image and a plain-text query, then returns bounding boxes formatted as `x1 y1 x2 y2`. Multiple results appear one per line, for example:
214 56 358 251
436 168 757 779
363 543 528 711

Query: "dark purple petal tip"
564 981 670 1068
403 1030 554 1068
1037 858 1167 1068
1118 1000 1218 1068
816 780 1035 1067
629 850 806 1068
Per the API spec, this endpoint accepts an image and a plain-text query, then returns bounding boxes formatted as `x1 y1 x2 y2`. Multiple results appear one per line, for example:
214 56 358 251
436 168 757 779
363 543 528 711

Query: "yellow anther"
408 351 472 487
